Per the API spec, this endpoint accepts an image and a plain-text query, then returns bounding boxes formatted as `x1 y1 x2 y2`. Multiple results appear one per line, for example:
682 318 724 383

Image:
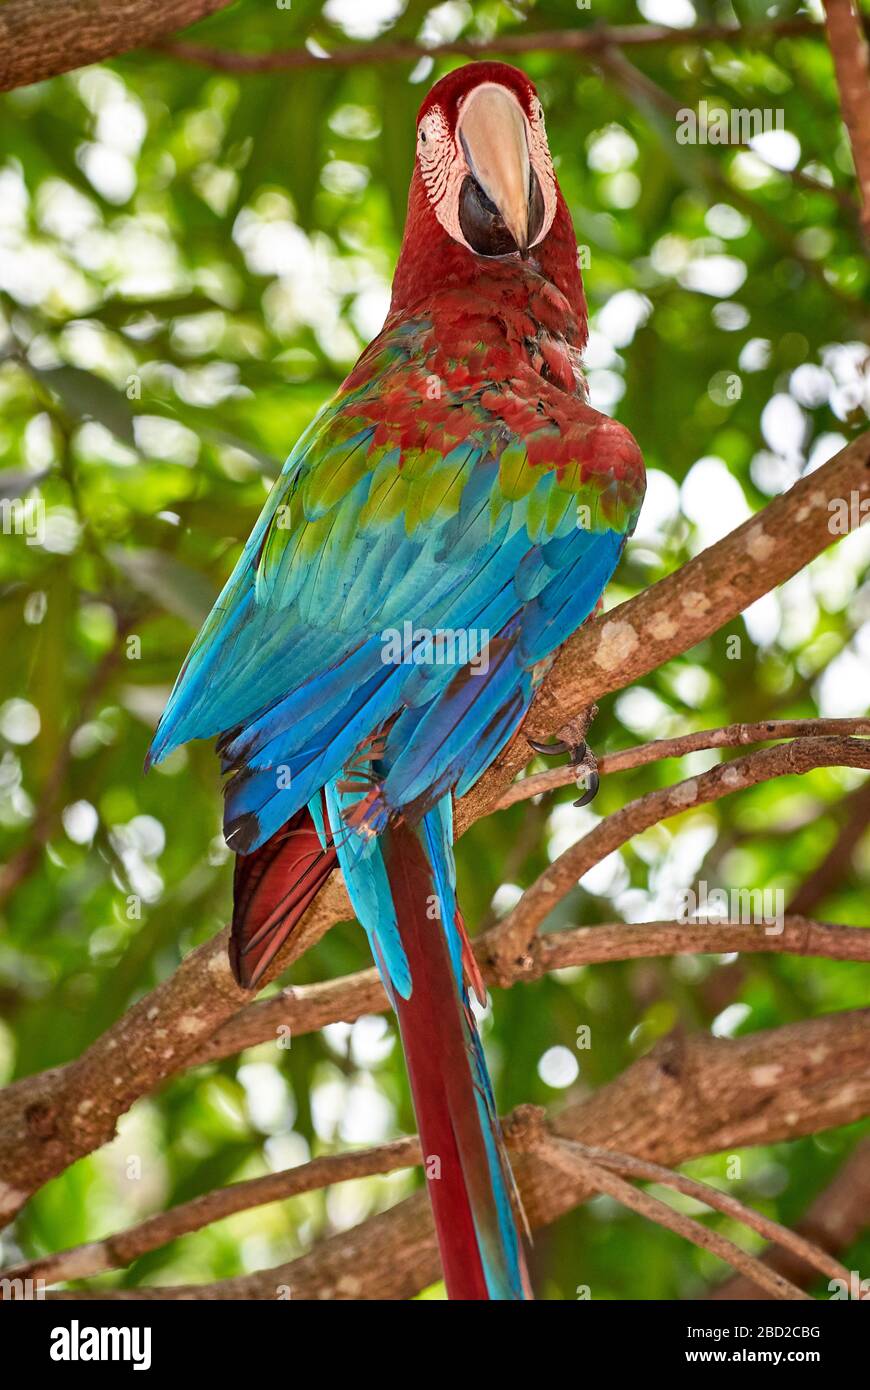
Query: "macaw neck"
389 167 588 346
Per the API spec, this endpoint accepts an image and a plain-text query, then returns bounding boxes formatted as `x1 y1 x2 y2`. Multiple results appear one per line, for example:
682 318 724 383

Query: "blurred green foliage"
0 0 868 1299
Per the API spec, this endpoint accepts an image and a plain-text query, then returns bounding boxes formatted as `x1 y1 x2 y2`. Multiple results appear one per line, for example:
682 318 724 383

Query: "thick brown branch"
488 737 870 982
0 0 233 93
824 0 870 240
193 915 870 1067
38 1009 870 1298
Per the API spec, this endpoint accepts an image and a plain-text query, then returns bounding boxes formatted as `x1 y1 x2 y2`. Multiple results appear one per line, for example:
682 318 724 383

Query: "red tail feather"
384 821 502 1300
230 807 337 989
231 810 527 1298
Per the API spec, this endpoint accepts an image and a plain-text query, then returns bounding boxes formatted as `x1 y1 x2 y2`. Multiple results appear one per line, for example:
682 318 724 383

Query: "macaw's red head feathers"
415 62 557 258
391 61 584 320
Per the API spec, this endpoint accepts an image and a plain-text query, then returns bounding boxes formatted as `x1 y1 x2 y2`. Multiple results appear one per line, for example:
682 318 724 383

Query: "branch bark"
193 914 870 1068
824 0 870 241
38 1008 870 1299
0 0 233 93
494 717 870 810
157 18 830 74
487 736 870 982
711 1137 870 1299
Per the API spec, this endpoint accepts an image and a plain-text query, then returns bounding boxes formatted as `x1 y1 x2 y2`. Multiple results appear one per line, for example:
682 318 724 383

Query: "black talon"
528 737 587 763
573 770 599 808
527 736 571 756
528 733 599 806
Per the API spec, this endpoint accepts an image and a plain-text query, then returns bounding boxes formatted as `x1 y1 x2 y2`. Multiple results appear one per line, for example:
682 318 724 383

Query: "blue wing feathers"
149 354 634 993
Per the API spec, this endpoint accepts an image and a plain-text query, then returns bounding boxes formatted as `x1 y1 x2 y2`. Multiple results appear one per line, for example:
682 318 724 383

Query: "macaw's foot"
527 706 600 808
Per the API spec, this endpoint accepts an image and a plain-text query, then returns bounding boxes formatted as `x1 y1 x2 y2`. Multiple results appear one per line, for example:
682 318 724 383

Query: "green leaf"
33 365 137 445
107 545 216 625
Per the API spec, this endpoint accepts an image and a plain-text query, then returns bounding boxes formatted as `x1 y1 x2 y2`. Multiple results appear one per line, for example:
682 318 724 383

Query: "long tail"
382 817 531 1300
228 791 531 1299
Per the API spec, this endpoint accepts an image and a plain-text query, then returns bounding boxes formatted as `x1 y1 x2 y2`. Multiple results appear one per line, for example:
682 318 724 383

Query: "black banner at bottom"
1 1293 865 1375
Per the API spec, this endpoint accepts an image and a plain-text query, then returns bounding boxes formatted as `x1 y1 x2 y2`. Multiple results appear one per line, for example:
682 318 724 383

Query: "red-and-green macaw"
148 62 645 1301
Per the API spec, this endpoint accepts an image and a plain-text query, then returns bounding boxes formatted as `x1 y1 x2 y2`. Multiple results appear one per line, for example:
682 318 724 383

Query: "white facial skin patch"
417 84 557 255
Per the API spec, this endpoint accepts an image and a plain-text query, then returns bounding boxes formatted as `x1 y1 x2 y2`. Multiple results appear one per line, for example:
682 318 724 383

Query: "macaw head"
390 62 583 321
414 61 558 259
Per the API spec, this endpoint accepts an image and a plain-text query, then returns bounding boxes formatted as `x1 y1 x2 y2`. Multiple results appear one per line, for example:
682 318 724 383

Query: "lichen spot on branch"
680 590 712 618
594 619 639 671
647 612 678 641
746 528 776 562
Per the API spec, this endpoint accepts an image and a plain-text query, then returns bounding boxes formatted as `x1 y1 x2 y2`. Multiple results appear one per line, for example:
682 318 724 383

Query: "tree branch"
487 736 870 982
559 1139 852 1290
36 1008 870 1298
533 1133 811 1300
193 914 870 1068
824 0 870 241
157 18 828 75
711 1137 870 1299
0 0 233 93
1 1134 422 1289
494 717 870 810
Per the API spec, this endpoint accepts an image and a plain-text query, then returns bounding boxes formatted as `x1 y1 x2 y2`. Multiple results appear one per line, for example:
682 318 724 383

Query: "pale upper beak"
457 84 531 254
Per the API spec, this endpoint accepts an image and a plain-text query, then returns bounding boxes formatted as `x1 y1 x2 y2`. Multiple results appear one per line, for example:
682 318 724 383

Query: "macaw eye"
419 129 427 143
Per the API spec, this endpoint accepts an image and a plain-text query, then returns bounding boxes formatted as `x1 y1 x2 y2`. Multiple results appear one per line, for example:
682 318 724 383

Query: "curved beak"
457 84 531 254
